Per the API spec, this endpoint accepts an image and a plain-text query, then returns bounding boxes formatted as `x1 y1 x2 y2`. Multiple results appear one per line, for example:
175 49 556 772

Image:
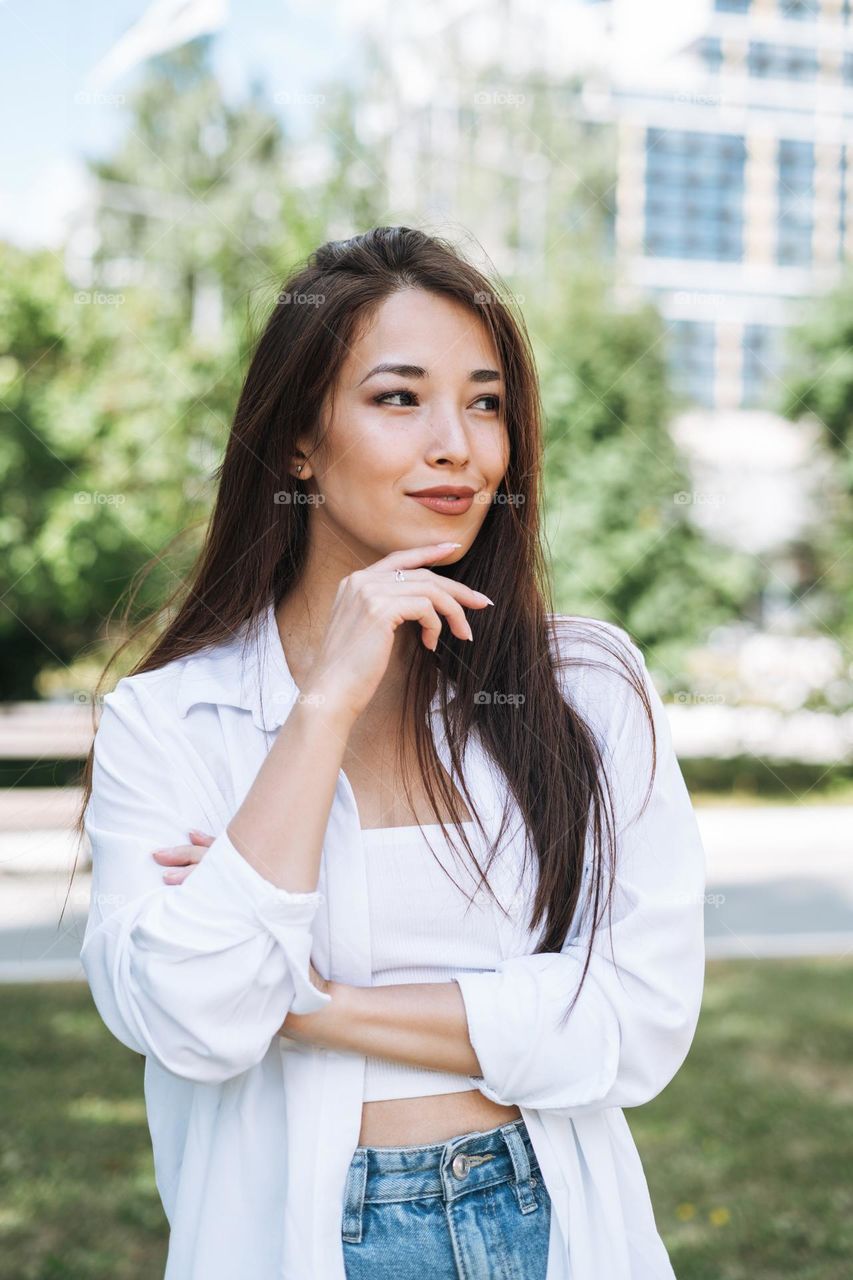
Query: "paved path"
1 804 851 982
698 804 853 960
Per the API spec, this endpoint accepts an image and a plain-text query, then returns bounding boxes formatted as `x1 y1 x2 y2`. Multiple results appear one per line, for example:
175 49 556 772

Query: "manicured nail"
438 541 463 548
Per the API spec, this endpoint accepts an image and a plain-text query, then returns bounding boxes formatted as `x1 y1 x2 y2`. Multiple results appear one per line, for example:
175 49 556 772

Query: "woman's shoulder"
100 660 184 716
546 611 645 686
96 612 270 752
545 611 653 744
99 634 241 727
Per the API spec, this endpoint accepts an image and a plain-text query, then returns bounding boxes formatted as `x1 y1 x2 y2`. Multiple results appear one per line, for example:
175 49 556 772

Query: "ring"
395 569 406 582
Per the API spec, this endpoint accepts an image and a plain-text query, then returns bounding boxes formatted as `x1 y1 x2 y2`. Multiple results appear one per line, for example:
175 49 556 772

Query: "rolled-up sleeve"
452 628 706 1117
80 679 332 1087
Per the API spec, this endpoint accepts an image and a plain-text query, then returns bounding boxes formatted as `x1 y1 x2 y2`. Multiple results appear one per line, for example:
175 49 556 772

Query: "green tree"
1 41 326 698
0 243 82 697
780 272 853 650
532 267 760 681
90 37 320 337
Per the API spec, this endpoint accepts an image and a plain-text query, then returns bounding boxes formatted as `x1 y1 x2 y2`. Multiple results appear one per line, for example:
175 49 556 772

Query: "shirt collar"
175 594 446 733
175 596 298 732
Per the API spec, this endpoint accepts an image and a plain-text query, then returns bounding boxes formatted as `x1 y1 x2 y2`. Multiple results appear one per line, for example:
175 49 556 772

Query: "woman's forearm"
226 693 355 893
280 980 482 1076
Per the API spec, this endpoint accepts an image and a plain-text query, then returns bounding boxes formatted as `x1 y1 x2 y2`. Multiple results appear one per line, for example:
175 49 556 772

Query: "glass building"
599 0 853 409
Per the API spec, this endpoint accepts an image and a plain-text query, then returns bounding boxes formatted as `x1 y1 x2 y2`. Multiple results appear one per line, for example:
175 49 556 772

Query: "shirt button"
451 1153 470 1178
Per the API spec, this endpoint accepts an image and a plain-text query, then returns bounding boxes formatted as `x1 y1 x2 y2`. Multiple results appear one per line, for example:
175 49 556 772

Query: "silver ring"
395 569 406 582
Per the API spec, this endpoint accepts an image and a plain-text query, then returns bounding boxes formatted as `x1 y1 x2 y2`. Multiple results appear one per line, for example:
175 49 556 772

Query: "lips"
407 492 476 515
406 486 477 498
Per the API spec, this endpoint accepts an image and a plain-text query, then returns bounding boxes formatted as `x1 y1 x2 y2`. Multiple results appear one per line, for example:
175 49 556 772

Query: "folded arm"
280 978 482 1077
81 677 333 1087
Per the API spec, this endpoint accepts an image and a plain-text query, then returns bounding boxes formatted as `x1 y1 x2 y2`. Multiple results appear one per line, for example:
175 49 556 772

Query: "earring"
295 464 304 476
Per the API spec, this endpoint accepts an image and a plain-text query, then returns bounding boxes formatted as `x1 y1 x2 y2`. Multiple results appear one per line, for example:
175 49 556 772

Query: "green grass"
631 957 853 1280
690 786 853 809
2 959 852 1278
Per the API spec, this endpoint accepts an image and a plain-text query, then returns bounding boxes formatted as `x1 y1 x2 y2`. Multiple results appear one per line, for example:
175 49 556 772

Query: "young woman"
76 226 706 1280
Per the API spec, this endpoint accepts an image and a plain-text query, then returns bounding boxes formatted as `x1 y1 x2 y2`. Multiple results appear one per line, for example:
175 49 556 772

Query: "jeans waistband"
341 1120 542 1244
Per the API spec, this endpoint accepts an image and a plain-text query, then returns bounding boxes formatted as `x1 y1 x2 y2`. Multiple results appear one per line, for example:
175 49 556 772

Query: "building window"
747 41 819 80
667 320 717 408
840 144 848 262
777 138 814 266
715 0 750 12
742 324 786 408
779 0 818 17
644 129 745 262
697 36 724 74
843 50 853 85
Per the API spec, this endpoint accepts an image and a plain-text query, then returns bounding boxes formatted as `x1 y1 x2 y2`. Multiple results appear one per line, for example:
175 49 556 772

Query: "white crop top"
361 819 505 1102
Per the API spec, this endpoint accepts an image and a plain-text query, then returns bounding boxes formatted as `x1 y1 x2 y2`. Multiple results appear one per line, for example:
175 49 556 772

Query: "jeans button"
451 1153 470 1178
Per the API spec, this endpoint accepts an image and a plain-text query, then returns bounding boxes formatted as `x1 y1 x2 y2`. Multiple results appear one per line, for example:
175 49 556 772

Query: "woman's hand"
151 829 214 883
279 972 341 1045
307 959 330 996
300 541 494 723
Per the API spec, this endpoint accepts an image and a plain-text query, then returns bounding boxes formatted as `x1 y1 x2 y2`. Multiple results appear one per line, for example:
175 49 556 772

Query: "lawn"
1 957 851 1279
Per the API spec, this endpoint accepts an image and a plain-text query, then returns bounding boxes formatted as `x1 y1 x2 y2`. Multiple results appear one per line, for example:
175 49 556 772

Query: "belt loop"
500 1123 539 1214
341 1148 368 1243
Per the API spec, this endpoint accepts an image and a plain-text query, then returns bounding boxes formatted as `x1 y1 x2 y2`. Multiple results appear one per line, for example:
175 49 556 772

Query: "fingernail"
465 624 474 642
438 541 463 548
477 594 495 606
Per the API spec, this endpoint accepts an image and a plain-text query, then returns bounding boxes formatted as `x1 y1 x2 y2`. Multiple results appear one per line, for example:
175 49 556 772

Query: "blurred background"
1 0 852 1276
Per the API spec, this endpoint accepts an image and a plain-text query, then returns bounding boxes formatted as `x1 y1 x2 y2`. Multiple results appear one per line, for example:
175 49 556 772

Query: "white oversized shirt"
80 596 706 1280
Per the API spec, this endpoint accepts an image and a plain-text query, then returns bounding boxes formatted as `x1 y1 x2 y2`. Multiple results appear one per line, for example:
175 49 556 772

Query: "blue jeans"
341 1118 551 1279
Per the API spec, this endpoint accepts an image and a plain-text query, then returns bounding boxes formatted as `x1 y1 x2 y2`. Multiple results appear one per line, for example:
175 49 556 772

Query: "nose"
425 408 470 466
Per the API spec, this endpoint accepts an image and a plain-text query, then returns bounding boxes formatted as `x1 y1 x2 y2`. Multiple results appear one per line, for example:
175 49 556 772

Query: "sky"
0 0 353 247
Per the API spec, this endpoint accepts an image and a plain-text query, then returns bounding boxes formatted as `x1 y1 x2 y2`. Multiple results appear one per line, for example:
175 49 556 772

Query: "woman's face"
300 288 510 564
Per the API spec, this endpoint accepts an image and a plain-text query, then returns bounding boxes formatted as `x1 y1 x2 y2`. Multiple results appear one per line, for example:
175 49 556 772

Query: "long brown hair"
72 225 655 1027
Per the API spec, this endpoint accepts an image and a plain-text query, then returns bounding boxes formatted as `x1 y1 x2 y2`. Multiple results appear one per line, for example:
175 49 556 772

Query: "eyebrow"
357 362 502 386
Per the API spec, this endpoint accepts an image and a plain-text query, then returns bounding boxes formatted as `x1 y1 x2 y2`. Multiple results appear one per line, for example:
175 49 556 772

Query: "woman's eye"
373 390 501 411
374 389 418 407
